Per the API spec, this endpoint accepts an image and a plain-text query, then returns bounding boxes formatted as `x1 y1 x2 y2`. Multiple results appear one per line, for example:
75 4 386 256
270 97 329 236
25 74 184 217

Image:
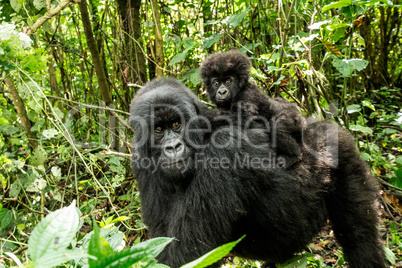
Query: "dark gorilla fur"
200 51 306 167
129 77 386 268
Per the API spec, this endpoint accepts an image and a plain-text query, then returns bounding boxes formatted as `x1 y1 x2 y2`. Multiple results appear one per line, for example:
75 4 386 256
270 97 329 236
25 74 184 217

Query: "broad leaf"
33 250 89 268
203 33 223 49
93 237 174 268
28 201 79 261
0 208 12 229
181 68 202 85
30 146 47 166
348 124 373 135
332 58 369 77
168 51 188 66
362 100 375 111
134 237 175 263
88 222 114 267
43 128 58 140
183 37 197 51
346 104 361 114
322 0 352 12
180 235 245 268
222 7 251 28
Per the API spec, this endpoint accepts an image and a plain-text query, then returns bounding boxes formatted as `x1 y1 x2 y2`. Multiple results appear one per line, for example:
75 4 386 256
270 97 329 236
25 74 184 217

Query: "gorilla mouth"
215 95 228 102
162 158 189 171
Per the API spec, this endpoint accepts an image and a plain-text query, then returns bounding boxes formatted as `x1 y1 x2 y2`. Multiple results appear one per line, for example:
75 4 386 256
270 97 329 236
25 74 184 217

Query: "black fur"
200 51 306 168
129 77 386 268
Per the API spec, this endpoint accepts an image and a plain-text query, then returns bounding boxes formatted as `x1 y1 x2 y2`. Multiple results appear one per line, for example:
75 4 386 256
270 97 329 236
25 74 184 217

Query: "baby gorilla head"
200 51 251 109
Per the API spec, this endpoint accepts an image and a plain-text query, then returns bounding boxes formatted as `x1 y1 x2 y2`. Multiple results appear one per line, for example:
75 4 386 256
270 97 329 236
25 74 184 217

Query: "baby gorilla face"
209 76 237 108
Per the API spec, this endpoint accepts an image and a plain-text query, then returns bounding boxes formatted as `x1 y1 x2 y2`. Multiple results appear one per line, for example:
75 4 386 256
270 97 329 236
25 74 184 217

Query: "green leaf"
134 237 174 263
108 233 124 251
33 0 46 10
346 104 361 114
88 222 114 267
183 37 197 51
51 166 62 180
308 20 331 30
94 237 174 268
30 146 47 166
359 152 372 161
53 107 65 121
332 58 369 77
222 7 251 28
348 124 373 135
162 7 172 14
384 247 396 265
26 177 47 192
322 0 352 12
203 33 223 49
269 75 285 89
181 68 202 85
0 208 12 229
42 128 58 139
10 0 22 12
28 201 79 262
362 100 375 111
110 216 131 224
180 235 245 268
33 250 89 268
396 168 402 179
168 51 188 66
9 180 21 198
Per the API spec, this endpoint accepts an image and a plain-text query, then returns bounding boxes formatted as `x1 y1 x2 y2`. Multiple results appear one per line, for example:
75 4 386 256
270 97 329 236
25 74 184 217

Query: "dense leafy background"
0 0 401 267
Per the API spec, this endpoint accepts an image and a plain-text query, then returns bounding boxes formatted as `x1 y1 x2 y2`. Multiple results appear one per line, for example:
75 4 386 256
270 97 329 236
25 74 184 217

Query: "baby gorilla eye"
155 126 163 132
213 80 220 87
225 79 232 85
172 122 181 129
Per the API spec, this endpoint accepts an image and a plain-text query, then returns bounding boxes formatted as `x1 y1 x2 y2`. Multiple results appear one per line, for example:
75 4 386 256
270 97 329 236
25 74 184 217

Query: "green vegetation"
0 0 401 267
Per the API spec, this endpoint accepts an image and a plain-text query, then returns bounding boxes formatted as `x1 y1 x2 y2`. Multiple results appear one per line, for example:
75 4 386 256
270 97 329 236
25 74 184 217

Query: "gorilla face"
129 78 204 179
151 106 191 174
207 76 241 110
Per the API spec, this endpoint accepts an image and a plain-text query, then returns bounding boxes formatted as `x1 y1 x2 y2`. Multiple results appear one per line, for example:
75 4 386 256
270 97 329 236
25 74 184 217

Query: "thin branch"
26 0 80 36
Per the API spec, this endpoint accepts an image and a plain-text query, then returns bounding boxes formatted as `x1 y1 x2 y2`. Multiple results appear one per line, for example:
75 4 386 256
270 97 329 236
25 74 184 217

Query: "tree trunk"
117 0 147 106
4 78 38 149
78 0 112 106
48 55 63 112
150 0 164 77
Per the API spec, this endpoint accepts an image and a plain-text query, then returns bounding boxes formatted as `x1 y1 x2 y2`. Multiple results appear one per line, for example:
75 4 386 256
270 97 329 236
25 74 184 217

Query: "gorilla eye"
213 81 220 87
172 122 181 129
155 126 163 132
225 79 232 85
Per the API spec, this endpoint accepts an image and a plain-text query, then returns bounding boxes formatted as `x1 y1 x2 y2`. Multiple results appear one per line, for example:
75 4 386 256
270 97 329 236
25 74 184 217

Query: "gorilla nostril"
175 142 184 154
164 140 184 158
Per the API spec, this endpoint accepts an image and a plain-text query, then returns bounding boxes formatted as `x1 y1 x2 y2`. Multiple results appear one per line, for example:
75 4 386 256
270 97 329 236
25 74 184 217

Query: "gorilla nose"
164 140 185 158
217 88 228 97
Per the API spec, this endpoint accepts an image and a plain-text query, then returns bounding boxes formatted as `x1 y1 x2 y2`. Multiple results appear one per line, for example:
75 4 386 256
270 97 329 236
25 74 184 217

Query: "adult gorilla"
129 78 386 268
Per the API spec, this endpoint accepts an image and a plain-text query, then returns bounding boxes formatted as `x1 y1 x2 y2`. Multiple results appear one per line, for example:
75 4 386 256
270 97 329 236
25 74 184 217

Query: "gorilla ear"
238 74 249 88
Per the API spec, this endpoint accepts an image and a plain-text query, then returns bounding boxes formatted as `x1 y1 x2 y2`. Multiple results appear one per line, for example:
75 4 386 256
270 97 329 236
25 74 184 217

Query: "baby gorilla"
200 51 305 168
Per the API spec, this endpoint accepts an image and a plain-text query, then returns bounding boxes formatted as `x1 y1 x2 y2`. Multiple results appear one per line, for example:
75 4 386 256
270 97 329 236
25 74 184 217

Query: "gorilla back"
129 78 386 268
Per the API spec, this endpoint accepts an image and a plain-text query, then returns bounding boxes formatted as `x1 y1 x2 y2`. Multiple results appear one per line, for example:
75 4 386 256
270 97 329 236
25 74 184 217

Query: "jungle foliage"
0 0 401 267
